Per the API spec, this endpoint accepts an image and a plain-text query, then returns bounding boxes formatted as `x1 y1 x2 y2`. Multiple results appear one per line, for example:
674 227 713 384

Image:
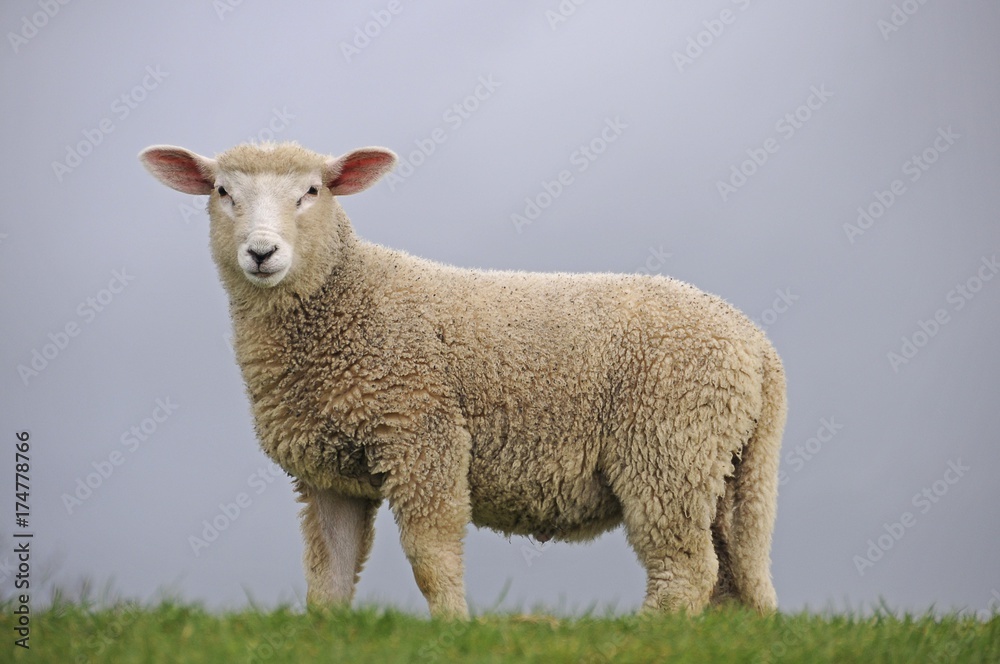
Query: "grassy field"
3 601 998 663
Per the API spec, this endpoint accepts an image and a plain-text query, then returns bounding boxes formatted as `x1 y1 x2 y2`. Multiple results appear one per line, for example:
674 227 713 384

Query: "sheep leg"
395 504 469 619
615 447 722 613
298 483 379 606
629 517 718 614
382 430 472 619
709 486 740 606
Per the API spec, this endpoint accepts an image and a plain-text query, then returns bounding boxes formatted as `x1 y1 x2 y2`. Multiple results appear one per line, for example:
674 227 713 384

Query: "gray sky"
1 1 998 616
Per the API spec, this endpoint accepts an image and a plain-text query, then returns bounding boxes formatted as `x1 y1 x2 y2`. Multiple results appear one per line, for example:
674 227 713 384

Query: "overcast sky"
1 1 998 617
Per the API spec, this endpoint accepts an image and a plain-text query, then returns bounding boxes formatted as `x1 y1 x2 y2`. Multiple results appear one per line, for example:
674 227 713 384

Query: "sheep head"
139 142 397 296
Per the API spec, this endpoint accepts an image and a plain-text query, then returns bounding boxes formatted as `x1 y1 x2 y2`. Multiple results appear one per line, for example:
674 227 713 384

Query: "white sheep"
139 141 787 618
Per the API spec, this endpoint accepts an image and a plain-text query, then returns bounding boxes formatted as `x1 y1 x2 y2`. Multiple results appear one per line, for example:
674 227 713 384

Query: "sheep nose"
248 246 277 266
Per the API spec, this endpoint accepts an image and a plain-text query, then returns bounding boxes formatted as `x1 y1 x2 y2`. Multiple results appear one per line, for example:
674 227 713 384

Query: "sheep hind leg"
635 524 718 614
619 476 719 614
710 485 740 606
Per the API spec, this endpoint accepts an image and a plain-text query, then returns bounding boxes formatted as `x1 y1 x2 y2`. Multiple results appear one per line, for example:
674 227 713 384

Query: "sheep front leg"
298 483 379 607
382 428 472 619
395 499 469 619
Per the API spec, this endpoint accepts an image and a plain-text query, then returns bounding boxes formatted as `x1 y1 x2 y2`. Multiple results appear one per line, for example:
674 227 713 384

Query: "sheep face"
209 169 320 288
139 142 397 291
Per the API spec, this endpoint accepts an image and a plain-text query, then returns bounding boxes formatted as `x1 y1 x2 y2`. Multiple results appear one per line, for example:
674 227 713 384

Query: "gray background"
1 1 998 616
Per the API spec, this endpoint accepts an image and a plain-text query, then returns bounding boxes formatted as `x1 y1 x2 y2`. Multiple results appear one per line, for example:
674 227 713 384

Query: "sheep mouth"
243 266 288 287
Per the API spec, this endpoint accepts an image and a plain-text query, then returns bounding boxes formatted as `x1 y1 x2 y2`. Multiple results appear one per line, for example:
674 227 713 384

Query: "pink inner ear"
327 152 393 194
144 149 214 195
160 153 212 192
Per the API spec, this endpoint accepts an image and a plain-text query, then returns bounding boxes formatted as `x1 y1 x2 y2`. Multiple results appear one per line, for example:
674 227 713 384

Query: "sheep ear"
324 148 398 196
139 145 217 195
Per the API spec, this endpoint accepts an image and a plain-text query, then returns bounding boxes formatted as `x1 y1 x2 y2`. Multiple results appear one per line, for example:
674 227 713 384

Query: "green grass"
3 601 998 663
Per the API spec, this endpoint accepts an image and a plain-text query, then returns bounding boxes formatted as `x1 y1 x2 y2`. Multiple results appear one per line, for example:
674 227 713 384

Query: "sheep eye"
217 186 228 197
297 186 320 208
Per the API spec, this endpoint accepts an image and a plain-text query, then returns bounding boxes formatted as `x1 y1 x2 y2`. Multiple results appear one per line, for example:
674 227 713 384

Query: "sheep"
138 141 787 618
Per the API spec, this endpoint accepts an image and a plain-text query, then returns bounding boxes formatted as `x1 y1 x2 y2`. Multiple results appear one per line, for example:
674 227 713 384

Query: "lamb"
138 141 787 618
